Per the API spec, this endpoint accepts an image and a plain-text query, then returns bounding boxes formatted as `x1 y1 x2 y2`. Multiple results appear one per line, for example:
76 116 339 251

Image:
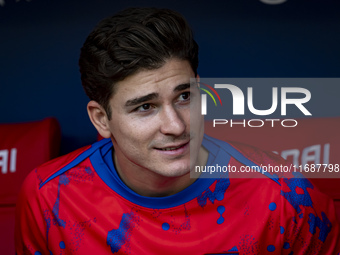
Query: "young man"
15 7 340 254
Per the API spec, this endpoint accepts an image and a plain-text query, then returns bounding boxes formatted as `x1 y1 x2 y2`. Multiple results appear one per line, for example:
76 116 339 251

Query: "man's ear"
87 101 111 138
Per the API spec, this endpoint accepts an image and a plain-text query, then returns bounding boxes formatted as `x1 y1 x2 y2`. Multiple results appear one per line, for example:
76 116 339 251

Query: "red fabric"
205 117 340 217
0 118 61 255
335 201 340 225
0 118 61 205
15 137 340 254
0 207 15 252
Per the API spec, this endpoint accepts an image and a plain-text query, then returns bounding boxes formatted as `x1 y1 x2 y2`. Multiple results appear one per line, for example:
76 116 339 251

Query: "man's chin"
153 165 191 178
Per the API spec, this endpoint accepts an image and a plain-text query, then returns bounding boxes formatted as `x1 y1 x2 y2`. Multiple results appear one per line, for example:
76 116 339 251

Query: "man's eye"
136 103 152 112
179 92 190 101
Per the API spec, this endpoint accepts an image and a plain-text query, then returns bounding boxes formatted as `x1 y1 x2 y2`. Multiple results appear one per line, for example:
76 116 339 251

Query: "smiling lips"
156 141 189 152
160 145 184 151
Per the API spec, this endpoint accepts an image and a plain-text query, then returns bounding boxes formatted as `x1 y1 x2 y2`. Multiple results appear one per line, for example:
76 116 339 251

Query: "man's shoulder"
28 138 112 188
16 144 94 210
202 134 332 195
35 145 92 185
203 134 287 168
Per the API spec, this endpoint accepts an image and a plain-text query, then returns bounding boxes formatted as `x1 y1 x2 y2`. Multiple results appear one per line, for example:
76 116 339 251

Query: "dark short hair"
79 7 199 119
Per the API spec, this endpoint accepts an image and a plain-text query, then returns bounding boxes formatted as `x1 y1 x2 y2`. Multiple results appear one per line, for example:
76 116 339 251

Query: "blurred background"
1 0 339 154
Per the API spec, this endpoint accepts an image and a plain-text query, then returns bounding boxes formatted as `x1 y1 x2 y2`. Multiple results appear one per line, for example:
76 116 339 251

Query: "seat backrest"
0 118 61 254
205 117 340 221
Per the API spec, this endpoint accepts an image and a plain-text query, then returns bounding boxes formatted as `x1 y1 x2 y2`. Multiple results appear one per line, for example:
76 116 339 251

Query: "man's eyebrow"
174 83 192 92
125 93 158 107
124 83 192 107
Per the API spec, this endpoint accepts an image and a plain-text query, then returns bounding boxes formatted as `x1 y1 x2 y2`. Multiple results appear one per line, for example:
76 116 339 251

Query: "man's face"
107 58 204 178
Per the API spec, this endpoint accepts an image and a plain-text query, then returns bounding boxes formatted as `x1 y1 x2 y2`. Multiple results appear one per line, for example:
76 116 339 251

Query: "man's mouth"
159 144 184 151
156 141 189 151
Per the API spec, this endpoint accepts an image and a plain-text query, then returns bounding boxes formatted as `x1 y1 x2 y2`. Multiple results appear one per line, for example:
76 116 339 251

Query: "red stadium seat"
0 118 61 254
205 117 340 222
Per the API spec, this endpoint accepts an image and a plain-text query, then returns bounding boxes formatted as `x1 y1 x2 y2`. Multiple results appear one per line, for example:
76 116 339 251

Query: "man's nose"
159 105 186 136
